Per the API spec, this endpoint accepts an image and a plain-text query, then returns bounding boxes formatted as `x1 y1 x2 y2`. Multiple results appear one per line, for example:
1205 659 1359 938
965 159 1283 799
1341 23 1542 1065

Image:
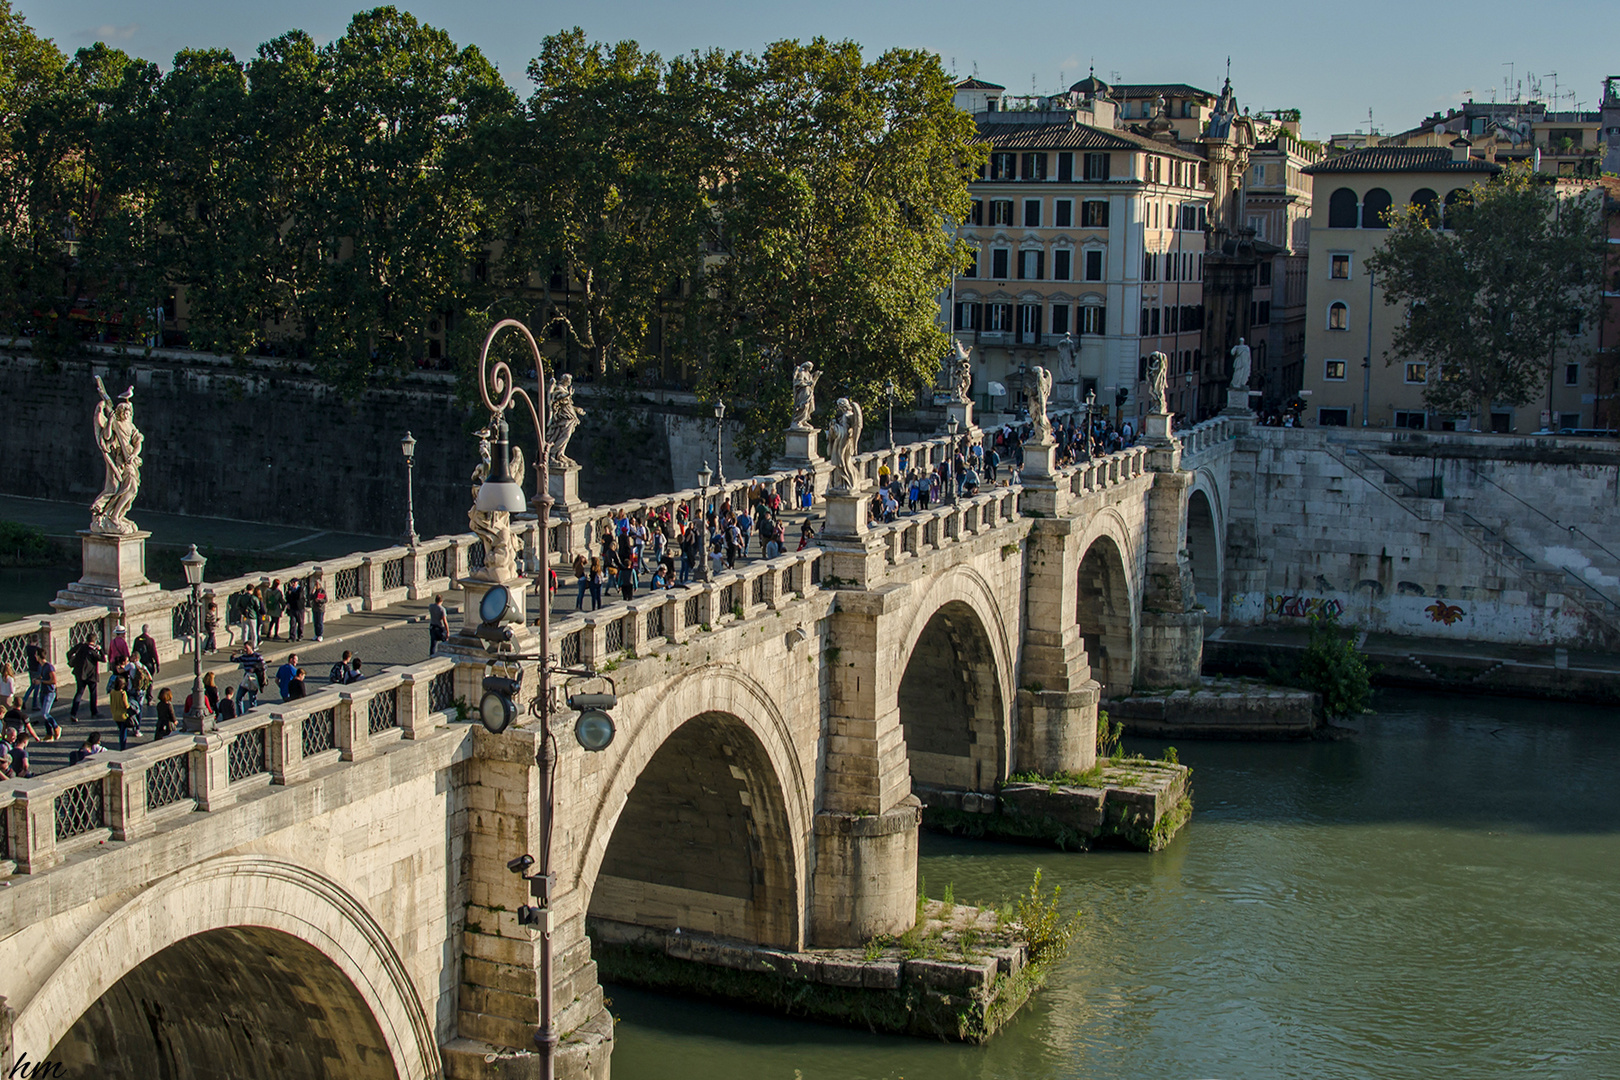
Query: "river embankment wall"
1224 426 1620 651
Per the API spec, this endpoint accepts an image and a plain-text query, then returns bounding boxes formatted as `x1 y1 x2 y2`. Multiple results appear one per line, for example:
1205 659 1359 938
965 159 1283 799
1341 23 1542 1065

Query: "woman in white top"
0 662 16 708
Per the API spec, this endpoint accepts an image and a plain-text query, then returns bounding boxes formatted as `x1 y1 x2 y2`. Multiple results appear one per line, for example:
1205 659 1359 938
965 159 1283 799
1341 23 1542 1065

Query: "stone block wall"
1225 427 1620 649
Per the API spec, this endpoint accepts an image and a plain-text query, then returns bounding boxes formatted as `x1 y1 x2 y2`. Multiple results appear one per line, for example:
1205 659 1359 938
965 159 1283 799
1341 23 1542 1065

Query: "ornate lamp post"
885 378 896 451
714 401 726 489
946 415 960 506
696 461 713 583
180 544 211 733
400 431 419 546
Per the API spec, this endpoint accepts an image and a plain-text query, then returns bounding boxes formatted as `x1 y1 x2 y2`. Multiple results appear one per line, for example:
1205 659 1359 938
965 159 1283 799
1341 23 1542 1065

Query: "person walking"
67 635 104 720
110 676 138 750
277 654 300 701
428 593 449 655
35 655 59 740
108 624 131 669
241 585 263 649
22 634 46 712
573 554 589 611
204 595 219 652
133 624 160 676
285 577 306 642
264 579 286 640
154 687 177 740
587 556 604 611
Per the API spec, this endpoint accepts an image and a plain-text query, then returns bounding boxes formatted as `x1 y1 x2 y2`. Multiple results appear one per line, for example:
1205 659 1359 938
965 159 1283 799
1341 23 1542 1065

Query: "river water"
606 691 1620 1080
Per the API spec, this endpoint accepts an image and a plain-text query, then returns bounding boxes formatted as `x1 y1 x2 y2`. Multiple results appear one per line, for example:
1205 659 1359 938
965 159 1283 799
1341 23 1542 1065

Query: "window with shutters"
1021 153 1047 181
991 200 1013 225
1150 307 1161 335
991 249 1009 279
1084 153 1110 180
1017 303 1041 343
1057 153 1074 182
1018 250 1042 280
1140 308 1150 336
990 153 1016 180
1051 305 1070 335
987 303 1012 331
1053 249 1071 280
963 249 978 278
1080 305 1106 335
1023 199 1041 227
1055 199 1073 227
954 302 980 330
969 199 984 226
1084 249 1104 281
1081 200 1109 227
1142 252 1157 281
1566 362 1580 387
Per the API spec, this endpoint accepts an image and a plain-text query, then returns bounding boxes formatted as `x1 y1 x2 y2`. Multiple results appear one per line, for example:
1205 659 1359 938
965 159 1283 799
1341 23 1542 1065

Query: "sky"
24 0 1620 140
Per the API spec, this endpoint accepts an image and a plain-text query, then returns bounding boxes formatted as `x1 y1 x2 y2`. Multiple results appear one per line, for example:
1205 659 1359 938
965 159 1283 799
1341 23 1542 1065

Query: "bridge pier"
1019 497 1102 776
1139 440 1205 689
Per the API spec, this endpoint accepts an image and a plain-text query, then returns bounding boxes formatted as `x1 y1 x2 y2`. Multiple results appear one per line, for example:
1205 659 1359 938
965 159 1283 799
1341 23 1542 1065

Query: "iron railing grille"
560 631 582 667
382 557 406 591
0 801 10 859
302 708 336 757
0 632 27 674
645 605 665 640
720 584 738 614
170 599 197 641
368 690 399 734
228 727 268 782
333 566 362 602
145 752 192 810
55 778 105 841
69 620 100 648
604 618 625 653
810 558 822 585
425 547 449 580
467 542 487 571
904 528 918 556
429 669 455 713
684 596 701 627
752 575 767 605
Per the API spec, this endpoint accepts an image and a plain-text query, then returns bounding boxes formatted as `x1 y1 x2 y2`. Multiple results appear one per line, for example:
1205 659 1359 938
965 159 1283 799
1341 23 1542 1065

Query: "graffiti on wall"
1425 601 1466 625
1266 595 1344 619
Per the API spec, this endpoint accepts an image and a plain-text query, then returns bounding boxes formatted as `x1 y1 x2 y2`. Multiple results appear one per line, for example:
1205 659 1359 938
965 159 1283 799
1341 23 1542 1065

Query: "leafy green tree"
1367 165 1605 428
695 40 983 456
486 30 720 383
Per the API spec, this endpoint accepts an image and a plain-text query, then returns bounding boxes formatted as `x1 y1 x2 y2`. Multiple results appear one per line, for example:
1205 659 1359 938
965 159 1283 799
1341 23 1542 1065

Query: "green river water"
605 691 1619 1080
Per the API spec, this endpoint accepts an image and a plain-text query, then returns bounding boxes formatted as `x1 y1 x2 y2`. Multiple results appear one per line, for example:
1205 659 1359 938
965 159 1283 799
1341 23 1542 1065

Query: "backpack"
330 662 347 684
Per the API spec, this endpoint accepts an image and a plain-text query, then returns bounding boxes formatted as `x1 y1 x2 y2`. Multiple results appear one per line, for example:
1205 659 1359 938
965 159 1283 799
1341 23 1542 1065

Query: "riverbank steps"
590 899 1042 1043
917 760 1193 852
1109 677 1322 738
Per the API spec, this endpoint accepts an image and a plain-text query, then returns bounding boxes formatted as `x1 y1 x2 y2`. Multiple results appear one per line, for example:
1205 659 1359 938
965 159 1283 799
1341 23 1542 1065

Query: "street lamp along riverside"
946 414 960 506
468 319 619 1080
180 544 212 733
714 400 726 488
696 461 713 583
400 431 419 546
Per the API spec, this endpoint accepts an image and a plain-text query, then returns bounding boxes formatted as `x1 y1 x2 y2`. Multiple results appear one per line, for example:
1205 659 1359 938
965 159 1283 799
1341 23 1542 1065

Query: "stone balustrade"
866 488 1022 567
1059 445 1151 498
0 654 458 876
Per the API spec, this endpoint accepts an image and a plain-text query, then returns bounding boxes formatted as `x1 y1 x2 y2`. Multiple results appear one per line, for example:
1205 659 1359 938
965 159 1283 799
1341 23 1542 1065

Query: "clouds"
86 23 140 42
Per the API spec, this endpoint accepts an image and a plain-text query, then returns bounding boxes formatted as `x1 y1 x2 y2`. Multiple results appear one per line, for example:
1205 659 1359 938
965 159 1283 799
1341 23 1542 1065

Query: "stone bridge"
0 416 1241 1078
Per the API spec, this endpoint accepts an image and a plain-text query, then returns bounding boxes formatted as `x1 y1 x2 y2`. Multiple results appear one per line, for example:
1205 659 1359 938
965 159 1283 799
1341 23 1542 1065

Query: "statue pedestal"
547 466 591 560
784 429 821 463
440 575 544 715
53 530 162 613
1143 413 1176 445
945 401 976 434
822 491 867 540
1224 390 1256 416
1022 441 1057 480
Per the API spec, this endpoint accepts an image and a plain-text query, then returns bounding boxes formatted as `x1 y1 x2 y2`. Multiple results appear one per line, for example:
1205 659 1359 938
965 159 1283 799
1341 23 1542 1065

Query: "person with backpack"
240 585 264 649
133 624 160 676
110 675 138 750
330 651 358 686
67 635 105 720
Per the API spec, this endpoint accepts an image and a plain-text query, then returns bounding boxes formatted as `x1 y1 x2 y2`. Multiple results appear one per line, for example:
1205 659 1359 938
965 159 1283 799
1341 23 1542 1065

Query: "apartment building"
952 76 1214 420
1243 128 1321 409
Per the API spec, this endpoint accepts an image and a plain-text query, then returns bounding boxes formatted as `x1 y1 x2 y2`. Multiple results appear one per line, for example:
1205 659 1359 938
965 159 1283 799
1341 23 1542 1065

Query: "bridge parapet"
0 654 458 877
1179 415 1244 467
866 487 1022 568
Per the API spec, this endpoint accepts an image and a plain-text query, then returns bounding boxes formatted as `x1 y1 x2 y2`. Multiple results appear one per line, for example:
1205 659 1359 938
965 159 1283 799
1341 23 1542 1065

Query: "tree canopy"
1367 166 1605 426
0 9 981 439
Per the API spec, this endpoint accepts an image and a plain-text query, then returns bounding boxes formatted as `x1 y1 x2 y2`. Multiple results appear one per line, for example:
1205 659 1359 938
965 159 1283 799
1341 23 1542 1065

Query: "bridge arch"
1187 473 1224 618
577 665 810 950
26 856 439 1080
1075 511 1140 698
892 564 1017 793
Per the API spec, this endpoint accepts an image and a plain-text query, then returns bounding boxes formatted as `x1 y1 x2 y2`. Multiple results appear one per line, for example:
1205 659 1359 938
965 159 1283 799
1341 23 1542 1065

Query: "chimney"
1482 140 1497 163
1450 136 1472 163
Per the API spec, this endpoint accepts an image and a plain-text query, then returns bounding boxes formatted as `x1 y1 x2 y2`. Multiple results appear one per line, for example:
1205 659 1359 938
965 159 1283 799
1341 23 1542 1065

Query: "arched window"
1411 188 1440 228
1361 188 1393 228
1443 188 1471 230
1329 302 1349 331
1327 187 1359 228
